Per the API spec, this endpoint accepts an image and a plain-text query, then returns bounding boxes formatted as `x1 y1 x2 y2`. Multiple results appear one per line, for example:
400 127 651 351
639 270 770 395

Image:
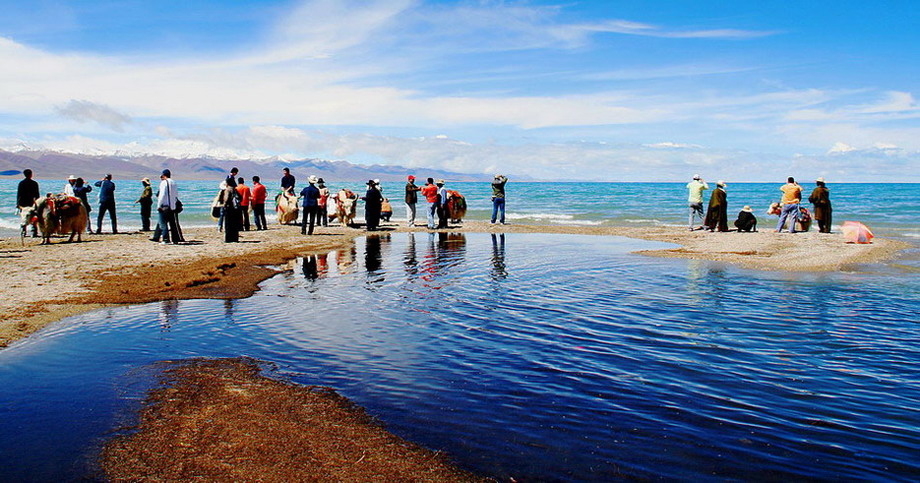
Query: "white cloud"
55 100 132 131
828 142 856 154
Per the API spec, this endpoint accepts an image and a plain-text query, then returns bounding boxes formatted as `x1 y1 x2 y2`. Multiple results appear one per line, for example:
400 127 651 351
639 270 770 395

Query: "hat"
141 177 150 183
317 177 325 184
407 175 415 180
494 174 502 179
308 175 318 183
373 179 380 184
68 175 77 180
161 169 171 177
742 205 753 213
436 179 445 185
366 179 375 185
816 177 825 182
692 174 701 180
717 180 726 187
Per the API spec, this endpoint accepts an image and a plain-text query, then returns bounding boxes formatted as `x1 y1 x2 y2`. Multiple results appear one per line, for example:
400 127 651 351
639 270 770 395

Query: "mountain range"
0 149 497 182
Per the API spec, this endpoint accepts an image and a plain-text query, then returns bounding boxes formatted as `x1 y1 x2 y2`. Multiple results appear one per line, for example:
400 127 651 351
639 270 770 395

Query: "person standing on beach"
64 175 77 196
405 175 420 227
299 175 320 235
236 177 252 231
281 167 295 193
421 177 438 229
135 178 153 231
317 178 329 227
94 173 118 234
704 180 728 232
156 169 180 244
491 174 508 225
686 174 709 231
809 177 832 233
73 178 93 234
226 167 239 188
17 169 40 237
436 179 449 229
222 180 243 242
362 179 384 231
776 177 802 233
251 176 267 230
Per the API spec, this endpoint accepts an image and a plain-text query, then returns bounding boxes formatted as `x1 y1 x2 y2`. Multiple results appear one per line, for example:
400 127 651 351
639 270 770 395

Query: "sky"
0 0 917 181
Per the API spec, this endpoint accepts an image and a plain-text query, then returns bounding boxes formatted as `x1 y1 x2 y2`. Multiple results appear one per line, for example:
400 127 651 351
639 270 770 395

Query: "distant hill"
0 149 497 182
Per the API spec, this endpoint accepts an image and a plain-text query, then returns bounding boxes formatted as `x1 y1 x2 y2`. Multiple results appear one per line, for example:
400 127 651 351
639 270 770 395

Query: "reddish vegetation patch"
102 358 483 482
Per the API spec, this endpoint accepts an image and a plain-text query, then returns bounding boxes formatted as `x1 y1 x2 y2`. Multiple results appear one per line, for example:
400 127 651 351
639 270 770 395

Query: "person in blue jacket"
94 173 117 234
299 175 320 235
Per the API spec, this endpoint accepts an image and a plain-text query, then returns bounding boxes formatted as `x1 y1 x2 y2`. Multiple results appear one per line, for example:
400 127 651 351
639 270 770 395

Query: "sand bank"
0 221 909 349
102 357 481 481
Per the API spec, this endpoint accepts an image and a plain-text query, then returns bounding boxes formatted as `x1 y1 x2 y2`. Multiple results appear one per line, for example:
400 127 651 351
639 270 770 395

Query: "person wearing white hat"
808 177 832 233
704 180 728 232
64 175 77 196
734 205 758 232
686 174 709 230
436 179 449 228
135 177 154 231
299 175 320 235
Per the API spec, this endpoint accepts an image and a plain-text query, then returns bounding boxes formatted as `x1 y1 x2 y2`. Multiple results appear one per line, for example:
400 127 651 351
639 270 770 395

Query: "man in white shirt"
686 174 709 231
155 169 180 244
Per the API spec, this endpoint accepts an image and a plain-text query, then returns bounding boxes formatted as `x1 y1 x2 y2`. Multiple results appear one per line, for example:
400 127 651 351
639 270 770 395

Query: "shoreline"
0 221 910 349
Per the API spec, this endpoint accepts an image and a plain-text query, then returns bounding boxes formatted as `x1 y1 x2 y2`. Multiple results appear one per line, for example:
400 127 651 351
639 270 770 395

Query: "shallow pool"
1 233 918 480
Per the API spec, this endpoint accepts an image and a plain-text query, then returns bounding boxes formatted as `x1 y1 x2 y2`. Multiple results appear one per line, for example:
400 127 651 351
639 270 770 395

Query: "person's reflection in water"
223 298 236 325
436 232 466 269
317 252 329 277
490 233 507 281
335 244 357 274
159 299 179 331
364 234 388 286
404 232 418 279
303 254 319 281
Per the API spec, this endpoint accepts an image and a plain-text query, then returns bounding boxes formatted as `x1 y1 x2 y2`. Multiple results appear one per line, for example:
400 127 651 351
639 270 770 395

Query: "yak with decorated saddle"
275 190 300 225
22 194 88 245
445 190 467 223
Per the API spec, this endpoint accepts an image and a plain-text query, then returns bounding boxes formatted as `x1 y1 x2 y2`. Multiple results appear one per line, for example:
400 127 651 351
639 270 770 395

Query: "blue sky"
0 0 917 181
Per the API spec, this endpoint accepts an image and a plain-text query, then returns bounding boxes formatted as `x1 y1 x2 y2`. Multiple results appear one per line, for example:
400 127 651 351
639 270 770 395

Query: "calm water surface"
0 233 918 481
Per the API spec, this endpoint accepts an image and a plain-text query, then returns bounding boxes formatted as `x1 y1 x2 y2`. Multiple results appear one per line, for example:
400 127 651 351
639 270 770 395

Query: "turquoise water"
2 180 919 242
1 233 918 480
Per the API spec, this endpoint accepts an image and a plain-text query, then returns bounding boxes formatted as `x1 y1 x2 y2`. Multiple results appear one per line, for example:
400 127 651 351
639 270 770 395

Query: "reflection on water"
0 233 918 481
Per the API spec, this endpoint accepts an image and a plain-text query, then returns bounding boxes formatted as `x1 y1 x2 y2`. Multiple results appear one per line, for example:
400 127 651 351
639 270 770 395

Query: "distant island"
0 149 499 182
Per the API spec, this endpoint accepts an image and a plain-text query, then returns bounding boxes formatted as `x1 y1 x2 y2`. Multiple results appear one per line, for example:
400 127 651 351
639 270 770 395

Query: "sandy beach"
0 221 910 479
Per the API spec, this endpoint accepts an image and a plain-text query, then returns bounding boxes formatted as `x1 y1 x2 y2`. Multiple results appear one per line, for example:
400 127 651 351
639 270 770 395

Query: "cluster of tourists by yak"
14 167 498 244
687 174 832 234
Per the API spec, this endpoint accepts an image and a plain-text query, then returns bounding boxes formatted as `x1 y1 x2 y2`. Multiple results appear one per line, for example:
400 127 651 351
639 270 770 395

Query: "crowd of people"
686 174 833 233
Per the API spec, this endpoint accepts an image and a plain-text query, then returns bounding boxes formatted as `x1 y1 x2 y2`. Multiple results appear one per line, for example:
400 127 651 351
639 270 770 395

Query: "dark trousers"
437 204 448 228
319 205 328 226
817 217 832 233
241 206 250 231
302 206 318 234
97 200 117 233
253 204 267 230
366 208 381 231
140 201 152 231
157 208 180 243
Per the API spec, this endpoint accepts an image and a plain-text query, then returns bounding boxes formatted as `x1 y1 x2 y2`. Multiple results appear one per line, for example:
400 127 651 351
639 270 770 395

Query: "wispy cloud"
55 99 132 131
560 19 777 42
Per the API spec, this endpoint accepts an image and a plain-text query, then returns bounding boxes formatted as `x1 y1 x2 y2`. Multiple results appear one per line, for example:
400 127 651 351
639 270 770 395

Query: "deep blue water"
2 180 919 243
0 233 918 481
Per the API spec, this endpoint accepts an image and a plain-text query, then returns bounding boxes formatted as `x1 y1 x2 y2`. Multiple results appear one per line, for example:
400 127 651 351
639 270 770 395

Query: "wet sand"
102 357 482 481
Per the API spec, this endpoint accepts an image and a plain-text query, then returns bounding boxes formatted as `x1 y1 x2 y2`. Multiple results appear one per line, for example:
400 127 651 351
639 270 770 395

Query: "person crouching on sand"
734 205 757 232
704 180 728 232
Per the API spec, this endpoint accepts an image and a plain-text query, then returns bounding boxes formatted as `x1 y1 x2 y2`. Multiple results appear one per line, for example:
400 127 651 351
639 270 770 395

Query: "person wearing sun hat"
808 177 832 233
734 205 758 232
686 174 709 231
704 180 728 232
64 174 77 196
299 175 320 235
361 179 384 231
135 177 154 231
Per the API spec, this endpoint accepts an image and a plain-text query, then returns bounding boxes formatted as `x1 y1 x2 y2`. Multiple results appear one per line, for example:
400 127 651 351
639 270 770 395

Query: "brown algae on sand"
102 357 483 481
